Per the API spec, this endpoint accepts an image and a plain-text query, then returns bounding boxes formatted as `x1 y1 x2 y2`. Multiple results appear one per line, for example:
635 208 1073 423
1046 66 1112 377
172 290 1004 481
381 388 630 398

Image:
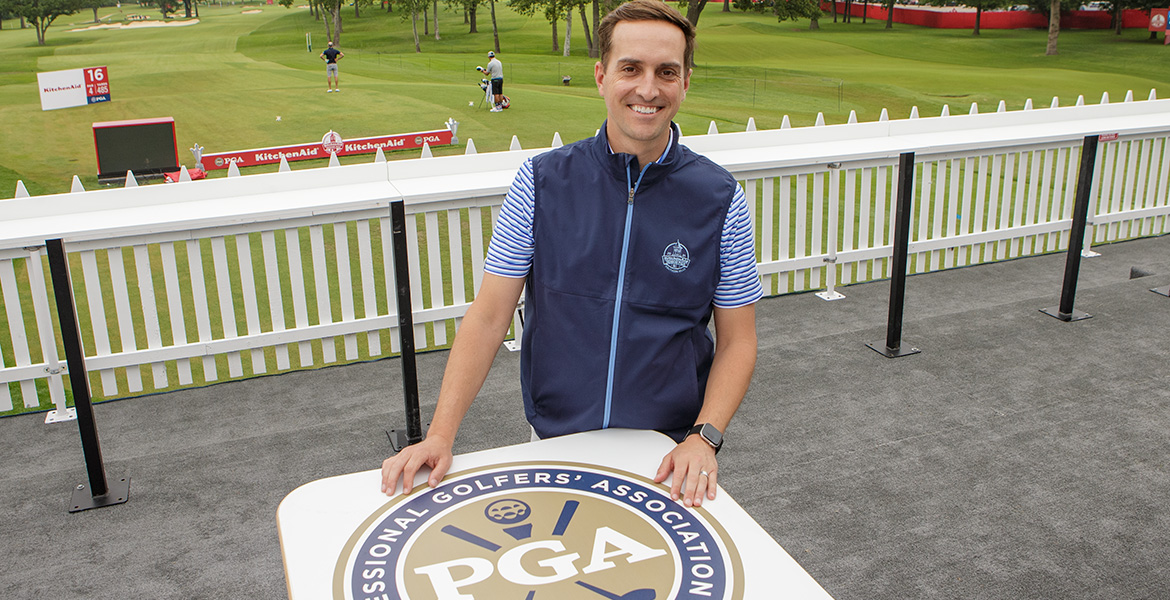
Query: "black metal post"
868 152 921 358
1042 135 1099 322
45 238 130 512
386 200 424 451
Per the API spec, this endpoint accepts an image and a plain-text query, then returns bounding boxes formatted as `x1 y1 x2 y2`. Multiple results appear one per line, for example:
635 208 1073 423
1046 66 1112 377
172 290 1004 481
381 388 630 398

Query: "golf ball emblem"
337 463 742 600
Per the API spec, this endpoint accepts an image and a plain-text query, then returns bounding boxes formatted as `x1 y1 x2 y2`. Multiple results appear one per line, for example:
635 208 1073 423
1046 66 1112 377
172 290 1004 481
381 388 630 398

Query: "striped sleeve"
484 158 536 279
714 183 764 308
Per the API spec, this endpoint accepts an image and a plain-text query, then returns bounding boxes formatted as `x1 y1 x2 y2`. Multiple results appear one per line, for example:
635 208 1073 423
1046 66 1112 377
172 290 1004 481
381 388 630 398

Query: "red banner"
201 129 454 170
1150 9 1167 32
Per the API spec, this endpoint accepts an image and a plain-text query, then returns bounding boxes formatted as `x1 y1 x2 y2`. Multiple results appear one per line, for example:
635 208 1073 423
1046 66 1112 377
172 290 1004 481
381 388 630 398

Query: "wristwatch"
686 423 723 454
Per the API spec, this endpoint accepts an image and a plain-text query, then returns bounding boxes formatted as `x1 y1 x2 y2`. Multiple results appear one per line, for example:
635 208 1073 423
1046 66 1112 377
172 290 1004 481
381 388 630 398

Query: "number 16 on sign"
84 66 111 104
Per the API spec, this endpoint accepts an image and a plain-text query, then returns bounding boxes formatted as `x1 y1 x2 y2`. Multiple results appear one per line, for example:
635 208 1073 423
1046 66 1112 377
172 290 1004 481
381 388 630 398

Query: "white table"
278 428 833 600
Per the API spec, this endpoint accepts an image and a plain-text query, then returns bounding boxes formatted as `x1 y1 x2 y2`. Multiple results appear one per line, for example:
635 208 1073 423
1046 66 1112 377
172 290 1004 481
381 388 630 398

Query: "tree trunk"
1113 4 1121 35
490 0 500 54
685 0 708 27
434 0 440 39
1045 0 1059 55
832 0 837 22
355 1 359 18
723 0 730 12
564 9 572 57
551 17 559 53
469 4 478 32
412 10 421 52
424 4 428 36
333 0 343 46
592 0 599 57
810 15 819 29
885 0 894 28
862 0 867 24
973 5 981 35
579 3 594 57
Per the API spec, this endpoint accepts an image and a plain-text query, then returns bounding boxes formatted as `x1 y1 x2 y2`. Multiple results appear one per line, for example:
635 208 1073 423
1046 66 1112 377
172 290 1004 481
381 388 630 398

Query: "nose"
633 71 658 102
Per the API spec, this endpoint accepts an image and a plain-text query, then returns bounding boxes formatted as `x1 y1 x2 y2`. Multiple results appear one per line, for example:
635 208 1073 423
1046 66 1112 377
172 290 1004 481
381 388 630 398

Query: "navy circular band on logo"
345 465 731 600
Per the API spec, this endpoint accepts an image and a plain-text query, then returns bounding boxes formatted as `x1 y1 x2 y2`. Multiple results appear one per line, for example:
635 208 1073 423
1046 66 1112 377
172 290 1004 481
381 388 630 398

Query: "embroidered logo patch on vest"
335 462 743 600
662 241 691 273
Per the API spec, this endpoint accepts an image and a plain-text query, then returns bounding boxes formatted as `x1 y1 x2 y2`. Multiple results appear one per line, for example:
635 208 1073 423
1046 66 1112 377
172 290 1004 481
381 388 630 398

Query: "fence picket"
334 222 358 361
186 240 217 381
235 234 266 374
133 244 167 389
261 230 292 371
159 242 193 385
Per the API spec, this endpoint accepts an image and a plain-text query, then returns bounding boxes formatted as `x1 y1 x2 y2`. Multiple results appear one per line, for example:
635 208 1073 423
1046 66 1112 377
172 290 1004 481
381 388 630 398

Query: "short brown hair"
597 0 696 72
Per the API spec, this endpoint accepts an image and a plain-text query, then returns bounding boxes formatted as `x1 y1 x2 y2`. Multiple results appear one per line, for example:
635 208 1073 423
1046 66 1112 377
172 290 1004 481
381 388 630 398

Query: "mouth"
630 104 660 115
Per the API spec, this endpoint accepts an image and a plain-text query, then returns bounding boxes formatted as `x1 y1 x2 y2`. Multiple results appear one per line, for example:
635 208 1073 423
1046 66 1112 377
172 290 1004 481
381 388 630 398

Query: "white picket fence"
1 92 1168 419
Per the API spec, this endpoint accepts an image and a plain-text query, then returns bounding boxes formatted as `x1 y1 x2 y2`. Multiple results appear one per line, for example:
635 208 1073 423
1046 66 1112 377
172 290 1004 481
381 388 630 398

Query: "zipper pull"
627 187 635 205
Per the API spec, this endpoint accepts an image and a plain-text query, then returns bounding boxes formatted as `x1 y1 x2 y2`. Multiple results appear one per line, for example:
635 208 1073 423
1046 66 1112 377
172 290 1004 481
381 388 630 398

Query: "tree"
489 0 500 53
684 0 708 26
79 0 101 22
150 0 181 18
1045 0 1059 54
448 0 481 33
9 0 81 45
510 0 570 52
884 0 894 28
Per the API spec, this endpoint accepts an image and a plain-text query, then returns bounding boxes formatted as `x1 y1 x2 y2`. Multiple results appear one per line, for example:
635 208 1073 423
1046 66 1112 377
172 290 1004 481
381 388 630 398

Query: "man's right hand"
380 434 455 496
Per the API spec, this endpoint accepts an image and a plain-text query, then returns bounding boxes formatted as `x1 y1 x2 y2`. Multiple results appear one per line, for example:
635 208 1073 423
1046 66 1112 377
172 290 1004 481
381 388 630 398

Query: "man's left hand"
654 435 718 508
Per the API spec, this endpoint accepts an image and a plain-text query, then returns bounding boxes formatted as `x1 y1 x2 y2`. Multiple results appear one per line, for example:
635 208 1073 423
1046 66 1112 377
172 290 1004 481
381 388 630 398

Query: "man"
381 0 761 509
320 41 344 93
485 50 504 111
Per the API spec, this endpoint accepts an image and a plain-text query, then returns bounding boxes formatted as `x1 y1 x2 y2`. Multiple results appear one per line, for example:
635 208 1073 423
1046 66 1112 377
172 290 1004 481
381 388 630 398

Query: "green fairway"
1 3 1167 198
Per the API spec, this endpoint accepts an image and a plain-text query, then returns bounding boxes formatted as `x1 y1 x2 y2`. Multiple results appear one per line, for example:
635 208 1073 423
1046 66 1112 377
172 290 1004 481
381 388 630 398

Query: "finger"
654 454 673 484
684 465 704 507
706 470 718 501
670 463 686 502
401 455 423 496
429 454 452 488
381 457 403 495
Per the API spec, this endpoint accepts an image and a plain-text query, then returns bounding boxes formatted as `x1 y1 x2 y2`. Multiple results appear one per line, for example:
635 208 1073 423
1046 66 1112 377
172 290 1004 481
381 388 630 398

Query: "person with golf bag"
485 51 505 111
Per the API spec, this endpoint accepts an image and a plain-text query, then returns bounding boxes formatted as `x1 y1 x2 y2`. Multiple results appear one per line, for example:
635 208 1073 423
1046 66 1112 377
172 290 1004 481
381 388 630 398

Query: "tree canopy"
7 0 81 45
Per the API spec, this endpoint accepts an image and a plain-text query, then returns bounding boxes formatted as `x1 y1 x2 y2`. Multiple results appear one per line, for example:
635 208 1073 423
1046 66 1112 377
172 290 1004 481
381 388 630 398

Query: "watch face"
701 423 723 448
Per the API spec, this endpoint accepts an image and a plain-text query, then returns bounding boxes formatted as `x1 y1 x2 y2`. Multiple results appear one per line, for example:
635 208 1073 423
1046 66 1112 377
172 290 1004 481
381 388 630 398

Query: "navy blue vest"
522 123 737 442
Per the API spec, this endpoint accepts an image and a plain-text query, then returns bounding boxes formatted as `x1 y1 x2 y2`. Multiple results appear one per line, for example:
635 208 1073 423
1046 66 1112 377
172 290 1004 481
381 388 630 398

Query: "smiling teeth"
632 105 659 114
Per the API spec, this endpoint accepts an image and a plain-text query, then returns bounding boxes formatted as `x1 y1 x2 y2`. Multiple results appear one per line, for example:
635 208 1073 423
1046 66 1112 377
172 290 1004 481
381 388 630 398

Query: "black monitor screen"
94 120 178 179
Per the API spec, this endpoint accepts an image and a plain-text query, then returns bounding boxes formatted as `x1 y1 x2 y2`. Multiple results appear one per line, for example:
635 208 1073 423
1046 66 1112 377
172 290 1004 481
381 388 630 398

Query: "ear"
683 68 692 97
594 61 606 97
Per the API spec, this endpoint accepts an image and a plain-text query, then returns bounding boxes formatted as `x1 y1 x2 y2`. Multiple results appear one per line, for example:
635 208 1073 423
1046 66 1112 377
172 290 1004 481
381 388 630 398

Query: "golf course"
1 2 1168 199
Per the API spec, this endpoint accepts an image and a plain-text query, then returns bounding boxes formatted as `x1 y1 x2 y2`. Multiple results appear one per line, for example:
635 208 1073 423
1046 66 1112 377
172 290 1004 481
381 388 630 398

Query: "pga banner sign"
335 463 742 600
201 129 454 170
38 66 111 111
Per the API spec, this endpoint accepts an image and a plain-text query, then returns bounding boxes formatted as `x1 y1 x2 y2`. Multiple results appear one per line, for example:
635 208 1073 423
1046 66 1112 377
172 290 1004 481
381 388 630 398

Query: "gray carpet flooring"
1 234 1168 599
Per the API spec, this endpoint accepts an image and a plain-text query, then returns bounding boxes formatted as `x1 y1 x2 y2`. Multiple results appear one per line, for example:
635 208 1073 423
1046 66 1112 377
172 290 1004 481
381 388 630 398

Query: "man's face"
595 20 690 157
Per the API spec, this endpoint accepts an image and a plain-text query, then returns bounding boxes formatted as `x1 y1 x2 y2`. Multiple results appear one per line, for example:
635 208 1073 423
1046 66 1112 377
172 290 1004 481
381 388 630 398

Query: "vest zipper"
603 162 649 429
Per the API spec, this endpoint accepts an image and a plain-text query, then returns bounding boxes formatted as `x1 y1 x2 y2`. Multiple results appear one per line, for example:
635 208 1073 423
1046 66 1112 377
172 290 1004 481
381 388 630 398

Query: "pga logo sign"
338 464 742 600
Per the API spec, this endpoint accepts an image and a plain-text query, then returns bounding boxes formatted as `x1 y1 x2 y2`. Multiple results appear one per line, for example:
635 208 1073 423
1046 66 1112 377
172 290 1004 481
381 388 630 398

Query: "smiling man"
381 0 762 509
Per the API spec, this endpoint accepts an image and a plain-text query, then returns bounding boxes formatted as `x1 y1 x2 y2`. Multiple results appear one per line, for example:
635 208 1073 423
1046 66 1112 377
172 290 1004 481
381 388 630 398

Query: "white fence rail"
2 94 1168 417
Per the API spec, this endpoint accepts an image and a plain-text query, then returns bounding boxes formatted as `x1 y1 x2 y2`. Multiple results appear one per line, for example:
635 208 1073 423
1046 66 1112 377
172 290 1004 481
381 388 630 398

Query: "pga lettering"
410 526 666 600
